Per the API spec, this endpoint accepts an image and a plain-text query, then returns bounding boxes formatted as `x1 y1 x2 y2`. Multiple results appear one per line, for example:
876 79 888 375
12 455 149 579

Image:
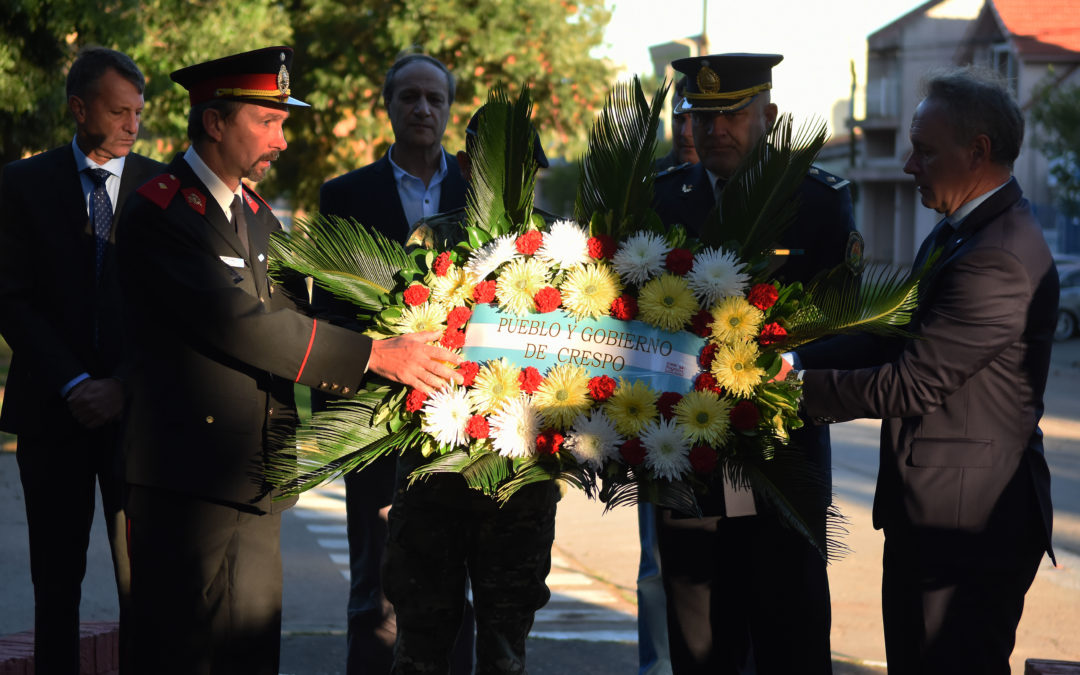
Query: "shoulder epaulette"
807 165 850 190
137 173 181 209
656 162 693 179
243 184 271 215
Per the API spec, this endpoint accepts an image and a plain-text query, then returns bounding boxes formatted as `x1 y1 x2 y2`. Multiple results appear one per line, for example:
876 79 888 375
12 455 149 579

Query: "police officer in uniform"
652 54 860 675
116 47 462 674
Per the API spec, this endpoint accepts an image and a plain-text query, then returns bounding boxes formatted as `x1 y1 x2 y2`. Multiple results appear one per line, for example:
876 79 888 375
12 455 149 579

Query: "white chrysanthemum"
431 264 473 307
687 248 751 306
564 411 624 470
537 219 590 270
464 234 519 283
489 394 540 459
640 418 692 481
612 231 669 286
395 302 447 334
419 386 472 448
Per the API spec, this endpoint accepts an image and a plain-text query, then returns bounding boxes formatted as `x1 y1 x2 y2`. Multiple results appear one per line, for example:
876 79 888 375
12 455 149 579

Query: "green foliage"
575 77 667 238
1030 71 1080 216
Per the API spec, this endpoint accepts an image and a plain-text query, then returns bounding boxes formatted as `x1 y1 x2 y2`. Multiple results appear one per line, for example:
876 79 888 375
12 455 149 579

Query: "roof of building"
991 0 1080 60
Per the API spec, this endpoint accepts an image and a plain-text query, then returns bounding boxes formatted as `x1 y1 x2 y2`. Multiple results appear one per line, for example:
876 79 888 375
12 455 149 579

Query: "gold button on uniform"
205 415 215 423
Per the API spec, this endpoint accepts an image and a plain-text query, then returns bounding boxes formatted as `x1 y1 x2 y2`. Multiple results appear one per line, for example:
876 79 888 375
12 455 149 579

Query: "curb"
0 622 118 675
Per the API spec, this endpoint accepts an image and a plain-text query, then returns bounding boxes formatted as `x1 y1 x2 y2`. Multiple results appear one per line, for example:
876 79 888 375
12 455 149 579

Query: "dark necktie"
86 167 114 277
913 218 955 271
230 194 250 258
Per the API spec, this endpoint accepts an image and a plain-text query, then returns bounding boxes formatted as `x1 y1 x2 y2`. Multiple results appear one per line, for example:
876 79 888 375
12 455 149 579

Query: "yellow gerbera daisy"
532 364 592 430
495 257 549 315
468 358 522 415
710 296 764 344
603 379 659 436
431 264 472 307
561 263 622 320
674 390 732 447
711 341 766 398
395 302 447 334
638 273 699 332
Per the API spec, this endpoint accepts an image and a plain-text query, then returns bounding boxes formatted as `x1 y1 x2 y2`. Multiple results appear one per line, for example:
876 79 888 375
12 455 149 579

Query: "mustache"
258 151 281 163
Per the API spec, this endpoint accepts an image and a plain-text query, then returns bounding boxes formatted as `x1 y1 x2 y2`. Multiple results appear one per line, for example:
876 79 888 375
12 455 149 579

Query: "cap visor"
675 95 756 115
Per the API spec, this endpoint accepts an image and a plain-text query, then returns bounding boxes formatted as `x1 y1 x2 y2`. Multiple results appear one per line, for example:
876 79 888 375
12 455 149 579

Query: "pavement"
2 339 1079 673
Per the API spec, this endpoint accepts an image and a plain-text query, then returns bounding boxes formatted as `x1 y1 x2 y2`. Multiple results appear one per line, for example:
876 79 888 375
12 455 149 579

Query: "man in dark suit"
788 66 1057 675
0 46 163 674
652 54 859 675
115 47 463 674
318 53 470 675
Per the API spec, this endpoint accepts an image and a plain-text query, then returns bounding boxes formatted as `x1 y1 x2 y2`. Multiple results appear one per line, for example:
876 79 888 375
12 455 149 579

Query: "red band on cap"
189 73 281 105
296 319 317 382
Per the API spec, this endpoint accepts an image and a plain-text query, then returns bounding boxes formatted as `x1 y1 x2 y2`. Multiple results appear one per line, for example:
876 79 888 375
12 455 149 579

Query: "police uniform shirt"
182 145 244 220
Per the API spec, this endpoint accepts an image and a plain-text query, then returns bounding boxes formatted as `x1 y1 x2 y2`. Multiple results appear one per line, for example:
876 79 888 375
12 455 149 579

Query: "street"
1 340 1078 673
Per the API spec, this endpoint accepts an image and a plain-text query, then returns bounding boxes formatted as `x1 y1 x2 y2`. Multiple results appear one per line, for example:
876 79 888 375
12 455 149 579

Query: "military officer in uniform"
115 47 462 674
652 54 859 675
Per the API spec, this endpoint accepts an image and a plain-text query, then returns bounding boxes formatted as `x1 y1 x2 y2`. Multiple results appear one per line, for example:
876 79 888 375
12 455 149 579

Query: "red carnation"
665 248 694 275
472 280 497 304
699 343 718 368
433 252 453 277
458 361 480 387
440 329 465 350
656 391 683 420
747 283 779 310
516 230 543 255
758 322 788 346
466 415 490 439
587 375 617 401
729 400 761 431
534 286 562 313
587 234 617 260
694 372 723 395
689 445 718 474
619 438 646 465
446 306 473 332
403 283 430 307
536 429 565 455
405 388 428 413
690 309 712 337
519 366 543 394
610 294 638 321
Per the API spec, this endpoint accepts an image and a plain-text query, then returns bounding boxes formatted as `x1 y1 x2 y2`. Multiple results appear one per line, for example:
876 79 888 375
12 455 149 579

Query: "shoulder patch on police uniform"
807 165 850 191
846 230 865 274
656 162 693 179
137 173 181 209
243 184 271 214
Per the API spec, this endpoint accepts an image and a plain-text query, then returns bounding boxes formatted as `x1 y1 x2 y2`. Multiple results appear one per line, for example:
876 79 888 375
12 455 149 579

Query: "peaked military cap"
671 53 783 114
466 105 549 168
171 46 309 108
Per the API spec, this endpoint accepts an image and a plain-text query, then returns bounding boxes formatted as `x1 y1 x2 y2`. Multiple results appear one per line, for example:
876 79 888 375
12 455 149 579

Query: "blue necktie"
86 167 114 277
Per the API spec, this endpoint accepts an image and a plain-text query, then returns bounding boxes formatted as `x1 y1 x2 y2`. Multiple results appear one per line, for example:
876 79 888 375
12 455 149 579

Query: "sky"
596 0 929 135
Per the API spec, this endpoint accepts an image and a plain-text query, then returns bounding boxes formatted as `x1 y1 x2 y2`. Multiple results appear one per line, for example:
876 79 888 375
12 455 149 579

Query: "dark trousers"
126 486 283 675
383 480 556 675
15 424 130 675
881 525 1044 675
657 512 832 675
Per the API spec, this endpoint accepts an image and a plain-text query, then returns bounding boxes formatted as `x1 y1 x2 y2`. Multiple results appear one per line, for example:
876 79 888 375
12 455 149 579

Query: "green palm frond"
496 459 595 504
599 468 701 516
465 84 539 240
784 262 921 348
264 394 412 496
409 450 514 495
575 77 668 239
705 115 828 272
269 214 410 312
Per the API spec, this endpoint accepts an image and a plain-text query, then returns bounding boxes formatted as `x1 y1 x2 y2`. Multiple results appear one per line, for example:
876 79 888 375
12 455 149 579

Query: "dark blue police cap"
671 53 783 114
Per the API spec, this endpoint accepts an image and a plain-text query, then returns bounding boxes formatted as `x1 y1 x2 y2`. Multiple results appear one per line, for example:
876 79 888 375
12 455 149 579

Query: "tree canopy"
1 0 615 211
1030 71 1080 217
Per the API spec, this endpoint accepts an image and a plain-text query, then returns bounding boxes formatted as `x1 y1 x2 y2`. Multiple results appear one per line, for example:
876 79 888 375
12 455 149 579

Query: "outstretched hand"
67 378 124 429
367 331 463 393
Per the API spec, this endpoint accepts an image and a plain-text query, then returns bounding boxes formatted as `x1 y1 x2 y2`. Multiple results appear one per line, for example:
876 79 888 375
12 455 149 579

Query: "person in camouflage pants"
383 106 561 675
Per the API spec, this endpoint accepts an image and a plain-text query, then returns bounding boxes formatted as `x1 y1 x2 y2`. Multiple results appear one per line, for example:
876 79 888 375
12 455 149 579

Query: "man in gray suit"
789 66 1057 675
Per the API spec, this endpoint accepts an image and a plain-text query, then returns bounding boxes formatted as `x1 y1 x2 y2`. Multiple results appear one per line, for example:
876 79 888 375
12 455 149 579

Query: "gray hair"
381 53 455 107
921 66 1024 168
66 46 145 101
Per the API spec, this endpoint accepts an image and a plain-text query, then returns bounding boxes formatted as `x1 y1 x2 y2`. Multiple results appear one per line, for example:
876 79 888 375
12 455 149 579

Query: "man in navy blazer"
0 47 163 673
790 66 1057 675
318 53 469 675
